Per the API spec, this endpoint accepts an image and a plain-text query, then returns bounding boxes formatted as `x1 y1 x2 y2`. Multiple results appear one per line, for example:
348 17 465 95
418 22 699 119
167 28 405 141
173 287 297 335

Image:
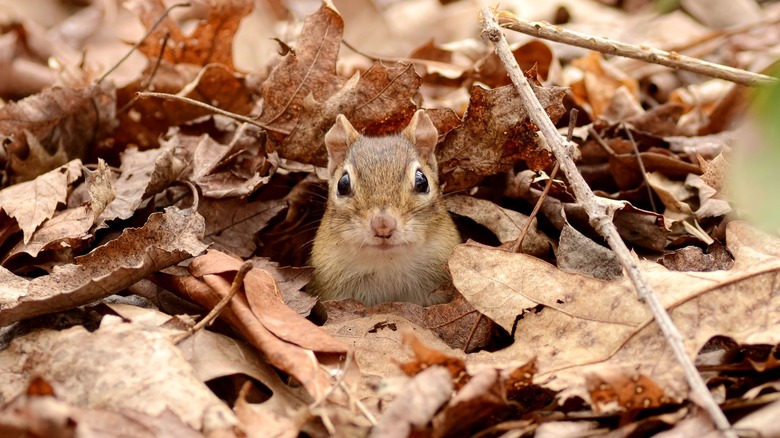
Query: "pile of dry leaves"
1 0 779 436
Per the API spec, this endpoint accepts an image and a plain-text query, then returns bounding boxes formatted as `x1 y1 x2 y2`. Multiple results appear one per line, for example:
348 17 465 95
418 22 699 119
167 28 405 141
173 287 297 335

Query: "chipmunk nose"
371 212 397 239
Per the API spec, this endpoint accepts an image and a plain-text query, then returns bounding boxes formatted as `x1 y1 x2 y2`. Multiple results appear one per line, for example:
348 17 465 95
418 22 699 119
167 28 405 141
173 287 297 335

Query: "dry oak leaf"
99 144 184 223
437 82 565 192
109 303 308 414
0 319 237 434
7 130 69 184
126 0 252 69
0 206 207 326
200 197 287 258
0 378 202 438
259 2 344 136
6 160 115 260
175 122 278 198
279 61 423 167
452 221 780 402
0 160 82 244
0 81 115 174
585 367 672 414
323 291 496 353
445 195 550 257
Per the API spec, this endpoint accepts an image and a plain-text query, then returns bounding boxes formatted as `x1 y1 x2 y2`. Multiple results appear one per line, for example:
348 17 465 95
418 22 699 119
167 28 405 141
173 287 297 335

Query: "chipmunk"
308 110 461 306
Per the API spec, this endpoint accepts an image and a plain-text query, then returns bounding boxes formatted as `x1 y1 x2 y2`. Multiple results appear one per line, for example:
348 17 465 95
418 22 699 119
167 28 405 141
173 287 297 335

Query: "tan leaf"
0 321 236 433
453 221 780 401
99 145 183 223
445 195 550 257
371 366 453 438
0 160 82 244
0 206 207 326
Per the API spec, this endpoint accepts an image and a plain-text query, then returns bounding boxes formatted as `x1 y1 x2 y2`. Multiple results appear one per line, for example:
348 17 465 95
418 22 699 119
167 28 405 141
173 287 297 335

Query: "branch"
497 12 776 87
137 91 273 132
480 7 736 437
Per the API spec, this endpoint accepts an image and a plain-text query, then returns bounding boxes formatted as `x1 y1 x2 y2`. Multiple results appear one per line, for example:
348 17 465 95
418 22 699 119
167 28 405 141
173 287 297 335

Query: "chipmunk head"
322 110 444 253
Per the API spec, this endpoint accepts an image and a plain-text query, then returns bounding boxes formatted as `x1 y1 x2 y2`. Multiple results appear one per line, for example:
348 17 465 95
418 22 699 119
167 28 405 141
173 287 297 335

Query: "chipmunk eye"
337 171 351 196
414 169 429 194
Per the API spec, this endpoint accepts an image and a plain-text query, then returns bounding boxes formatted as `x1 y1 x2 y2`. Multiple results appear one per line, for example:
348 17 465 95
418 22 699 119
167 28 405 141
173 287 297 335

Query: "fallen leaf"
200 197 286 258
0 206 207 326
0 318 236 434
370 366 453 438
127 0 253 69
99 145 183 223
0 160 82 244
0 82 115 174
452 221 780 402
259 3 344 136
557 222 622 281
437 81 565 192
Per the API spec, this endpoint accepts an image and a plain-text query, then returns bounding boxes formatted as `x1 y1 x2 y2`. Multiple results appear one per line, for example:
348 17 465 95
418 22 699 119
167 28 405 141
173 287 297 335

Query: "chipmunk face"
326 136 442 254
309 110 461 306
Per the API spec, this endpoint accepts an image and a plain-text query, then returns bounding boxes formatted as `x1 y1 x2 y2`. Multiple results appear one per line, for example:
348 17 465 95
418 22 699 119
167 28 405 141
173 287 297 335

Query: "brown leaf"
371 366 453 438
0 82 115 178
200 198 286 258
99 145 183 223
0 206 207 326
450 221 780 401
609 151 702 191
445 195 550 257
278 61 422 166
399 333 469 389
586 368 672 413
8 131 69 183
175 122 278 198
127 0 252 69
114 65 254 150
0 160 82 244
249 257 315 316
0 323 234 434
190 250 344 353
437 82 565 192
169 250 346 401
557 222 622 281
432 368 504 438
659 243 733 272
259 3 345 135
322 291 497 353
5 160 116 261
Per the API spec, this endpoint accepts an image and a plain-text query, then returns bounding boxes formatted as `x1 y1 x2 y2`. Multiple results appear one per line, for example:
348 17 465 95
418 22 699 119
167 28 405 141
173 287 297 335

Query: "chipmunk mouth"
365 239 407 251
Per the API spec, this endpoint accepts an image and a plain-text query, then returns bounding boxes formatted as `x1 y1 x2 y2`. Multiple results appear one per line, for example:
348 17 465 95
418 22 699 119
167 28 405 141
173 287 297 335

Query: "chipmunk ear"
402 110 438 166
325 114 360 175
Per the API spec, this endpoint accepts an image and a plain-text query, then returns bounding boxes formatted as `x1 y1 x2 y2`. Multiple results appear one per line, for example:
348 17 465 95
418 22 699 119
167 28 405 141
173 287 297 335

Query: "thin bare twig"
99 2 192 84
510 109 575 253
497 12 776 87
623 125 658 213
174 261 253 344
481 8 735 437
136 91 272 132
120 33 172 114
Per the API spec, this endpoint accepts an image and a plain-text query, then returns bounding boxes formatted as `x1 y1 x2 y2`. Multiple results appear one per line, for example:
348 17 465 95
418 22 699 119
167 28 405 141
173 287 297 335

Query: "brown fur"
308 111 461 306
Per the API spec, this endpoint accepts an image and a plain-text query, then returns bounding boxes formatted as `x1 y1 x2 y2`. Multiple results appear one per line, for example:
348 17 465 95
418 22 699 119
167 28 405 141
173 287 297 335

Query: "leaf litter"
0 0 779 436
